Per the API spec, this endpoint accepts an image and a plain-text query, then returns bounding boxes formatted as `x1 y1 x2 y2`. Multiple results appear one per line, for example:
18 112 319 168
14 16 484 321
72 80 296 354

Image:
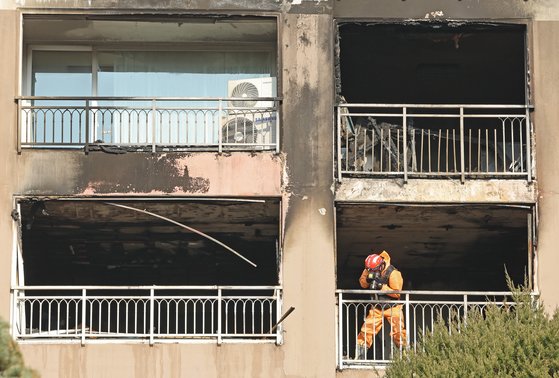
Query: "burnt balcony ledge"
336 177 536 204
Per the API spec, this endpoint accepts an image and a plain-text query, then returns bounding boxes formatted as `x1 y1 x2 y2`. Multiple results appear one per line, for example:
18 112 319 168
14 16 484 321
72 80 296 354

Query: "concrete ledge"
336 177 537 204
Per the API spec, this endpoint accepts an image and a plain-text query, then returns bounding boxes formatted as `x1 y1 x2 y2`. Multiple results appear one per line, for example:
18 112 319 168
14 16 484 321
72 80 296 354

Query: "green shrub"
0 317 37 378
387 278 559 378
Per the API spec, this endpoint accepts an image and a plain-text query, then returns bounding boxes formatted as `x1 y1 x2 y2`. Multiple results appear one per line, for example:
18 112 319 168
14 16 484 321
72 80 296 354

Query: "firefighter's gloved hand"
366 270 380 283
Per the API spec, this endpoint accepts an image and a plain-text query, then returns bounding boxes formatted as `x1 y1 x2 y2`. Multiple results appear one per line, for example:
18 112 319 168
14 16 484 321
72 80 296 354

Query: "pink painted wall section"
17 152 284 197
172 153 283 196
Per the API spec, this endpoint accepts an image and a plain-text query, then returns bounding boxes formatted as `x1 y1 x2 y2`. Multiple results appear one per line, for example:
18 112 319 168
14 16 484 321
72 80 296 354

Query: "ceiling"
338 22 526 104
23 16 277 45
20 199 280 286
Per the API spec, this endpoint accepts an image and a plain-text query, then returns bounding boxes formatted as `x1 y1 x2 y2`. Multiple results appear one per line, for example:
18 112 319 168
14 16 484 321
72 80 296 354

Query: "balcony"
11 285 283 345
336 289 523 369
336 104 533 182
16 96 280 153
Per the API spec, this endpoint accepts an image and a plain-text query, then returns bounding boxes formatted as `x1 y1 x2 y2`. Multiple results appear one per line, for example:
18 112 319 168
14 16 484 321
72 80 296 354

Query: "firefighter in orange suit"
355 250 407 359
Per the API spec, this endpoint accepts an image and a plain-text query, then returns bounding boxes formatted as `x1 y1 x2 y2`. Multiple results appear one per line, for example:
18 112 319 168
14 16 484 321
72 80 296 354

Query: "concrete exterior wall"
280 12 336 376
0 0 558 377
19 344 286 378
333 0 556 20
0 10 18 323
533 20 559 313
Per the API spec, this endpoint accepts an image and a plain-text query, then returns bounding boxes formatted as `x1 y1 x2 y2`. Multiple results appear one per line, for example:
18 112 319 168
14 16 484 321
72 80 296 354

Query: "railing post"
403 107 408 183
275 288 282 345
11 290 16 337
405 293 410 348
16 99 21 154
151 99 157 154
81 289 86 346
460 107 465 184
149 287 155 346
526 107 532 183
528 211 534 291
17 290 25 338
275 100 280 154
217 287 222 345
463 294 468 326
337 291 343 370
218 99 223 153
84 100 90 155
336 106 342 182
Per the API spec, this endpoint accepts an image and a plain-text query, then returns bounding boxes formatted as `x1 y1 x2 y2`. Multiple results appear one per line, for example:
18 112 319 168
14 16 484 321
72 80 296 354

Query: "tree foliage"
0 317 37 378
387 278 559 378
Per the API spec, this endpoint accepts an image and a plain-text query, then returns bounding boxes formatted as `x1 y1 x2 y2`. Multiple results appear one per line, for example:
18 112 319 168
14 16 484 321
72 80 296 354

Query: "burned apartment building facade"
0 0 558 376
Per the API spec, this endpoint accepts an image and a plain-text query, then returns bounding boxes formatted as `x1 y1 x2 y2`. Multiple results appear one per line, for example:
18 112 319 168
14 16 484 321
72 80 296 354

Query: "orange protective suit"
357 251 407 348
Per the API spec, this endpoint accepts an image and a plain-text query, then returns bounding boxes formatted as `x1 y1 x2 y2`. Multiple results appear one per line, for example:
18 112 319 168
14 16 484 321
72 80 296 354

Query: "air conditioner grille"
230 82 259 108
222 117 255 143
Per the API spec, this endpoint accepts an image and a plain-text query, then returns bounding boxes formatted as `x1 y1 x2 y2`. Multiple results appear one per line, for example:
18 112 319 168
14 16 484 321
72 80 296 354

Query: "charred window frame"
334 21 534 180
334 202 538 367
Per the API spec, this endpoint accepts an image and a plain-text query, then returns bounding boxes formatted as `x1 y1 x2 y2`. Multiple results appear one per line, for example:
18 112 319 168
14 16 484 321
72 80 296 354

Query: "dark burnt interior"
338 22 526 104
336 204 530 291
20 199 280 286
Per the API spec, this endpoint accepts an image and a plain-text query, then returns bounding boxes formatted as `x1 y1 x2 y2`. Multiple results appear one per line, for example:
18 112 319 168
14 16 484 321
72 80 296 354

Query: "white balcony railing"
336 104 533 182
11 286 282 345
337 290 522 370
16 97 281 153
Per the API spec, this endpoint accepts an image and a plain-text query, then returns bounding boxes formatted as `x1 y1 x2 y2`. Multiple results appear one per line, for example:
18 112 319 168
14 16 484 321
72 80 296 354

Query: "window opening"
335 22 531 180
12 198 282 343
20 16 279 151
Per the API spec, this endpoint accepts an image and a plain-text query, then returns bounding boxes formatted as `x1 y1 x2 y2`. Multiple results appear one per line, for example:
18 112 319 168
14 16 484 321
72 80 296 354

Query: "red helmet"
365 254 384 270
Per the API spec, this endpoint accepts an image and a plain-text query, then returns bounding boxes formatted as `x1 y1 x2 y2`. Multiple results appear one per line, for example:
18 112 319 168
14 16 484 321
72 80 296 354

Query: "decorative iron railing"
336 104 533 182
16 97 281 153
11 286 282 345
336 290 523 369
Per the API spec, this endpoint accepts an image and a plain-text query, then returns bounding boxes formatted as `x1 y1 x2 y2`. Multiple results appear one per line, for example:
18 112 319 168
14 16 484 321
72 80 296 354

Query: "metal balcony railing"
336 104 533 182
11 286 283 345
16 97 281 153
336 290 522 370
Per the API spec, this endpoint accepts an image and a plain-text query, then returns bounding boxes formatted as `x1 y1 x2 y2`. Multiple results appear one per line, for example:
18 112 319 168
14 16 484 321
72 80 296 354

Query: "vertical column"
532 21 559 312
281 13 336 377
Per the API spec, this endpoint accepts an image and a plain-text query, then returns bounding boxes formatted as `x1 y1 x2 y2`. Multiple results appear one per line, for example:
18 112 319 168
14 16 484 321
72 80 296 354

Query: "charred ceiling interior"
19 199 280 286
336 204 531 291
337 22 527 104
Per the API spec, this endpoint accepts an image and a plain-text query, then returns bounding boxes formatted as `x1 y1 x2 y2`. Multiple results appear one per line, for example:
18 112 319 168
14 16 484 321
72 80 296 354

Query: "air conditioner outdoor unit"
223 77 277 147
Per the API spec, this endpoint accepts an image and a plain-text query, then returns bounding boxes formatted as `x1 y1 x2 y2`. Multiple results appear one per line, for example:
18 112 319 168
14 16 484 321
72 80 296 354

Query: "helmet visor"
369 264 383 272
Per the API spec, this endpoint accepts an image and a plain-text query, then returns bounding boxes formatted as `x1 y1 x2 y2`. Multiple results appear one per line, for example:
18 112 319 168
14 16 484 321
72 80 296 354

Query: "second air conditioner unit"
223 77 277 147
